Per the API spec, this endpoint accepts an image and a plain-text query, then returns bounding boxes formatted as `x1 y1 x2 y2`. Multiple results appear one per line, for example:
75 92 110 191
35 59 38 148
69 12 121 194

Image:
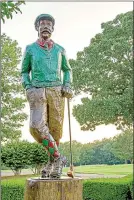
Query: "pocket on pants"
26 87 45 104
36 88 46 103
26 87 35 102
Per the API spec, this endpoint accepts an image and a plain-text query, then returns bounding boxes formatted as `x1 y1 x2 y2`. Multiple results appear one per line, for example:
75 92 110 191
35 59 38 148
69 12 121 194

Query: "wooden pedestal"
24 177 83 200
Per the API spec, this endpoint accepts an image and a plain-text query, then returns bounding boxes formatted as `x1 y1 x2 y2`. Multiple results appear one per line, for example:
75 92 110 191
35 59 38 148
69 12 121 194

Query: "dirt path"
69 173 126 179
1 169 33 177
1 170 126 179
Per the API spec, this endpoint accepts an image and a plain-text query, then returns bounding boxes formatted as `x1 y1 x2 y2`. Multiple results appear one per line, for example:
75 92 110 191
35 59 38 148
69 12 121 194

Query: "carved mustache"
41 28 52 34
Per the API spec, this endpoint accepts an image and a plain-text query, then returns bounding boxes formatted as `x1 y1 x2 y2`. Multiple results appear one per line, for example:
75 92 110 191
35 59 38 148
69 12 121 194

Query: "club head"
67 170 74 178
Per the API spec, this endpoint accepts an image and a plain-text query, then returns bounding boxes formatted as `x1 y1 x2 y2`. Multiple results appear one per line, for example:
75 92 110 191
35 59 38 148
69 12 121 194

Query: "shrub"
1 177 25 200
83 175 133 200
1 175 133 200
1 141 48 175
129 181 134 200
2 185 24 200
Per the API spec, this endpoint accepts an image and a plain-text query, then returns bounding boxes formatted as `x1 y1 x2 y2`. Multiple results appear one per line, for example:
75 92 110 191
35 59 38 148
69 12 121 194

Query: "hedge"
129 181 134 200
1 175 133 200
83 177 132 200
2 185 24 200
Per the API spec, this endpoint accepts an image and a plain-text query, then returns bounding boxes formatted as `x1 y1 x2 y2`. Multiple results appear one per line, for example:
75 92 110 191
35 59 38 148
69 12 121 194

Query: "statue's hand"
61 86 73 99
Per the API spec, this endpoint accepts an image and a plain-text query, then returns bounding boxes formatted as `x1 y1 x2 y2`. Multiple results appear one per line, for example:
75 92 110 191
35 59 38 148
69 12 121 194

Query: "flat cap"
34 14 55 31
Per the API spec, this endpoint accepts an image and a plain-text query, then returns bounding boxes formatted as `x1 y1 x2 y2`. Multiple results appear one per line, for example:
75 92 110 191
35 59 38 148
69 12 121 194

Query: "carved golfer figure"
21 14 73 179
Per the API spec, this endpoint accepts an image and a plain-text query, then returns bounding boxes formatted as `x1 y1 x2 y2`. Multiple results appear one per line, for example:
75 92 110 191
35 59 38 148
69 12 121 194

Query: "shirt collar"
36 38 54 49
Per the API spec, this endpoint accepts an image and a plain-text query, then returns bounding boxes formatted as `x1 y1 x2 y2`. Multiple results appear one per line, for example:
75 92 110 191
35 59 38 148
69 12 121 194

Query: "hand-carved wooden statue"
21 14 73 179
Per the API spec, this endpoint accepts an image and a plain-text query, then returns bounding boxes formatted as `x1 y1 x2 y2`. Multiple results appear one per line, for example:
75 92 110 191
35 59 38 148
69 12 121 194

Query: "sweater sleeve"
61 50 72 88
21 45 32 90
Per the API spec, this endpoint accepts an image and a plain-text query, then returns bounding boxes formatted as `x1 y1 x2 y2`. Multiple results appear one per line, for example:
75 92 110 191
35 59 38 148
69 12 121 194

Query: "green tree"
1 34 27 142
90 139 124 165
1 1 25 23
79 139 124 165
79 143 95 165
99 141 124 165
1 141 31 175
70 11 132 131
60 139 124 166
59 140 82 166
1 141 48 175
112 129 133 164
29 142 48 174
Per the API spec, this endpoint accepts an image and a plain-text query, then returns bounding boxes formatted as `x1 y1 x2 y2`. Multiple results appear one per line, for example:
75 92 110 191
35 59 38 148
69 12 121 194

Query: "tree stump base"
24 177 83 200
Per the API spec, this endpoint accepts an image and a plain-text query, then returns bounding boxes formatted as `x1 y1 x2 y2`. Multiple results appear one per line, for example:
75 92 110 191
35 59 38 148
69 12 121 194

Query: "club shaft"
67 98 73 166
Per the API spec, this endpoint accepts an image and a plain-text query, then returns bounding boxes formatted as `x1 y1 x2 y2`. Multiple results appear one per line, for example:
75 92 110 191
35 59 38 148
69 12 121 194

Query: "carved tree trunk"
24 177 83 200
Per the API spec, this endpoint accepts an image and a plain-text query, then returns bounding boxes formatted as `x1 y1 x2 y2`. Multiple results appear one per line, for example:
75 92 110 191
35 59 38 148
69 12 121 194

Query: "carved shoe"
41 160 53 178
50 155 67 179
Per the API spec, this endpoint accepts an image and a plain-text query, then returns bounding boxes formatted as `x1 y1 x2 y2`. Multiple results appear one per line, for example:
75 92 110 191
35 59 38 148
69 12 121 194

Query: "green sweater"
21 42 72 90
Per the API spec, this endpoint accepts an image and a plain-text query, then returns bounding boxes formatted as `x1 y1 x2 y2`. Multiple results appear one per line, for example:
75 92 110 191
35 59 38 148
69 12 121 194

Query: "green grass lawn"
63 164 133 175
2 174 37 185
2 173 133 185
2 164 133 177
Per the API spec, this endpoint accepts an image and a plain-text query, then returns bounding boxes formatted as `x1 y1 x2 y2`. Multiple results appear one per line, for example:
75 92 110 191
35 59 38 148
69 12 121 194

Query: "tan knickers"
26 86 65 143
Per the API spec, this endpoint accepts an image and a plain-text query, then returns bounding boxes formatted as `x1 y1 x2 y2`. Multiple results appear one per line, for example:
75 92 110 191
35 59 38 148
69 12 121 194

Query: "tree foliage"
2 133 132 174
60 138 125 166
70 11 133 131
1 141 48 175
28 142 48 174
60 132 132 166
59 141 82 166
1 141 31 175
79 143 95 165
1 34 27 142
112 129 133 163
1 1 25 23
79 139 124 165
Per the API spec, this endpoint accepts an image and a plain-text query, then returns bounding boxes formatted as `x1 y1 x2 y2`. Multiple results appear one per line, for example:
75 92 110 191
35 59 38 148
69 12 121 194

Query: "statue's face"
38 19 53 39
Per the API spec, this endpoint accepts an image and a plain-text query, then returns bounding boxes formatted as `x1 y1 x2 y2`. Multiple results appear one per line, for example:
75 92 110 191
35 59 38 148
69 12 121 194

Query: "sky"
2 2 132 144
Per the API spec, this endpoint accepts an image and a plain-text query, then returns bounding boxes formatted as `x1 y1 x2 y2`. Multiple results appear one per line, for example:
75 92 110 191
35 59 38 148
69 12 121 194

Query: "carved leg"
46 86 66 178
26 87 61 177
